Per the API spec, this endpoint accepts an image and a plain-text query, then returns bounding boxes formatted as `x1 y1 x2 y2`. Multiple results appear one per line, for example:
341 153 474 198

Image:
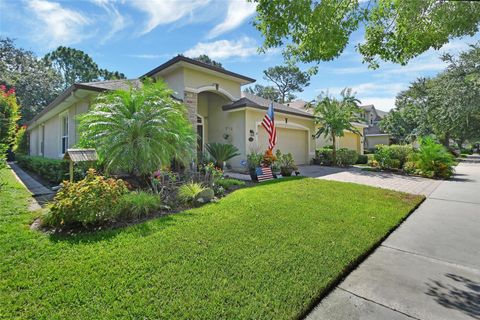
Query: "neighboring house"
27 55 365 170
286 100 367 154
359 104 391 151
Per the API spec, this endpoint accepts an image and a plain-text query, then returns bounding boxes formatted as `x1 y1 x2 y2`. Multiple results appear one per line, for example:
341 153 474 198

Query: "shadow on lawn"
48 211 196 244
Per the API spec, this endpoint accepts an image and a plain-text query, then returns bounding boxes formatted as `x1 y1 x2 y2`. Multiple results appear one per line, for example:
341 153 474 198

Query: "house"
26 55 365 170
359 104 391 151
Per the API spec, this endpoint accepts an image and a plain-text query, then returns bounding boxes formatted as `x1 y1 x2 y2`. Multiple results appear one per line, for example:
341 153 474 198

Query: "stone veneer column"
183 90 198 126
183 90 198 166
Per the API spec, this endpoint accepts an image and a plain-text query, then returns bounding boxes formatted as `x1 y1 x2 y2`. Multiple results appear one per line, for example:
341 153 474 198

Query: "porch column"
183 90 198 165
183 90 198 126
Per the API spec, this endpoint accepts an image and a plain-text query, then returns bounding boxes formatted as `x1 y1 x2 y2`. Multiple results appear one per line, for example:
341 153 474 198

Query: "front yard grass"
0 167 423 319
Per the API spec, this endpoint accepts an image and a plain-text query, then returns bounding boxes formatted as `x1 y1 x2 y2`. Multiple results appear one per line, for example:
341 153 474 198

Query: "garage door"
258 126 308 165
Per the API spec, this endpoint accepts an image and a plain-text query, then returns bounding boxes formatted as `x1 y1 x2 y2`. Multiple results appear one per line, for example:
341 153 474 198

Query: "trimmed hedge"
16 155 69 184
356 154 368 164
315 147 359 166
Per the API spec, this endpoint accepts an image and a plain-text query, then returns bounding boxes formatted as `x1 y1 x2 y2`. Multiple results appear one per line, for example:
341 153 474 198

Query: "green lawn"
0 167 423 319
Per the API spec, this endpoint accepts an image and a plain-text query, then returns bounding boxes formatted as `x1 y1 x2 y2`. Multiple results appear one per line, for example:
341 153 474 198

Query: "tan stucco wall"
315 125 364 155
29 97 92 158
202 93 246 168
159 70 185 99
365 135 390 150
183 68 241 99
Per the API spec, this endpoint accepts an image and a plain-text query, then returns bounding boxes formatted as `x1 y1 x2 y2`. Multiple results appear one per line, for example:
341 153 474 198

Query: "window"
61 114 69 155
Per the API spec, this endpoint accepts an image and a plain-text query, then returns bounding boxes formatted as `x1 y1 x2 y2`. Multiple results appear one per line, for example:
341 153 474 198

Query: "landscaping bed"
1 167 423 319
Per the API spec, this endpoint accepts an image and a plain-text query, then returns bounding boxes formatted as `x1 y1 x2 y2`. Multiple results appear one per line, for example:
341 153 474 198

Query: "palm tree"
309 88 363 166
205 143 240 169
78 79 195 181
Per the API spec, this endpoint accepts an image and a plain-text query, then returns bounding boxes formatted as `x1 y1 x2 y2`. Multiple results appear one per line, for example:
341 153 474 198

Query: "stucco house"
359 104 391 151
27 55 365 170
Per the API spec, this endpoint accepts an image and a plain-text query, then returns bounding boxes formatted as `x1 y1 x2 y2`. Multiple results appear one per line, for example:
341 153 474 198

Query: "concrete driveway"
299 165 442 196
306 162 480 320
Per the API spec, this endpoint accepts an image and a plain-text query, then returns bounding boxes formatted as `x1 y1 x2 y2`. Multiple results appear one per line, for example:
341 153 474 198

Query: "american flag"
256 167 274 182
261 103 277 150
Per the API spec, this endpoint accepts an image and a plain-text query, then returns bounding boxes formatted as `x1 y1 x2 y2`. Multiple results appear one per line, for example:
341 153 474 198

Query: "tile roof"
222 92 314 118
142 55 256 84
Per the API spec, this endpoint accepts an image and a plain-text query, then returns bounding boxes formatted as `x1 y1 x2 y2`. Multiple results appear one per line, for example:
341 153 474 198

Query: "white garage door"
258 126 308 165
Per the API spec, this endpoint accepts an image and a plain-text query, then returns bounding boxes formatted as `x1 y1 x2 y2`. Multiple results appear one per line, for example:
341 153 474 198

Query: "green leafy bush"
413 137 455 179
16 154 92 184
275 149 298 176
374 144 413 170
316 147 358 166
0 144 7 170
205 143 240 169
43 169 128 227
356 154 368 164
16 155 69 184
117 191 162 220
177 182 205 203
216 178 245 190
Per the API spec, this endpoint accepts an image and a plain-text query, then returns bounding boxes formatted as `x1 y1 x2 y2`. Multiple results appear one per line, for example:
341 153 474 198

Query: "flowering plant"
262 149 277 167
0 85 20 146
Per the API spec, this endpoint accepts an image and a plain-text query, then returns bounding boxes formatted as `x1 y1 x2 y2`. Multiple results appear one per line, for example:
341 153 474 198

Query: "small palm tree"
79 79 195 181
309 88 364 166
205 143 240 169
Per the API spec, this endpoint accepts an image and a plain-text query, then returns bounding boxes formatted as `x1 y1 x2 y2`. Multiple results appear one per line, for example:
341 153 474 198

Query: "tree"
263 64 315 103
193 54 223 68
252 0 480 67
0 38 62 123
44 46 126 89
0 85 20 147
381 44 480 147
78 79 195 181
309 88 363 165
244 84 281 102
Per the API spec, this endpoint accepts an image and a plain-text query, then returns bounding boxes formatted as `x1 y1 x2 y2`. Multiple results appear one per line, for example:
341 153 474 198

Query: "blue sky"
1 0 479 111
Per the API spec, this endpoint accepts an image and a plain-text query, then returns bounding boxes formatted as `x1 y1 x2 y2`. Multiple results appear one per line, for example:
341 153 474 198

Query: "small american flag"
261 102 277 150
256 167 274 182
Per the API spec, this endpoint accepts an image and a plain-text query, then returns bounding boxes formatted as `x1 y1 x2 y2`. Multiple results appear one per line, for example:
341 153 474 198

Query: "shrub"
315 147 334 166
275 150 297 176
44 169 128 227
16 155 69 184
336 148 358 166
460 148 473 155
374 144 413 170
216 178 245 190
315 147 358 166
413 137 455 179
247 152 263 170
403 161 417 174
0 144 7 170
16 154 92 184
13 125 28 155
178 182 205 203
205 143 240 169
117 191 162 220
356 154 368 164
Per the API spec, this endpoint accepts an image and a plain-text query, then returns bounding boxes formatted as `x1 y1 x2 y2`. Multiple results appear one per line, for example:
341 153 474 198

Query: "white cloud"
359 97 396 111
91 0 127 42
184 37 258 59
207 0 256 39
26 0 91 47
129 0 210 35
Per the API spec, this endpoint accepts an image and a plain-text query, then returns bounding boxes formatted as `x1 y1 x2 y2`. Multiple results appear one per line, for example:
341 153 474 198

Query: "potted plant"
276 150 297 177
247 152 263 181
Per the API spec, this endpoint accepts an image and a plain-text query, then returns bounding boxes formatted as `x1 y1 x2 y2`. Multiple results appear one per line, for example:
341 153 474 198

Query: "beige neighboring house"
27 55 365 170
359 104 391 151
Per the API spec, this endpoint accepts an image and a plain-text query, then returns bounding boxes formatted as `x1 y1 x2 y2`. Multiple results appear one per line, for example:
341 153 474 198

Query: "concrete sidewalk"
306 163 480 320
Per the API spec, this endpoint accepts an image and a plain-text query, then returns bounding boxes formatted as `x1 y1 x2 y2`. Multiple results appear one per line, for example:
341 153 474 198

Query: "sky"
1 0 479 112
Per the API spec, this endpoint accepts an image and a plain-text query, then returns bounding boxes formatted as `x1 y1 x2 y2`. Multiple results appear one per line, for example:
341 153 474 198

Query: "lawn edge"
297 194 426 320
